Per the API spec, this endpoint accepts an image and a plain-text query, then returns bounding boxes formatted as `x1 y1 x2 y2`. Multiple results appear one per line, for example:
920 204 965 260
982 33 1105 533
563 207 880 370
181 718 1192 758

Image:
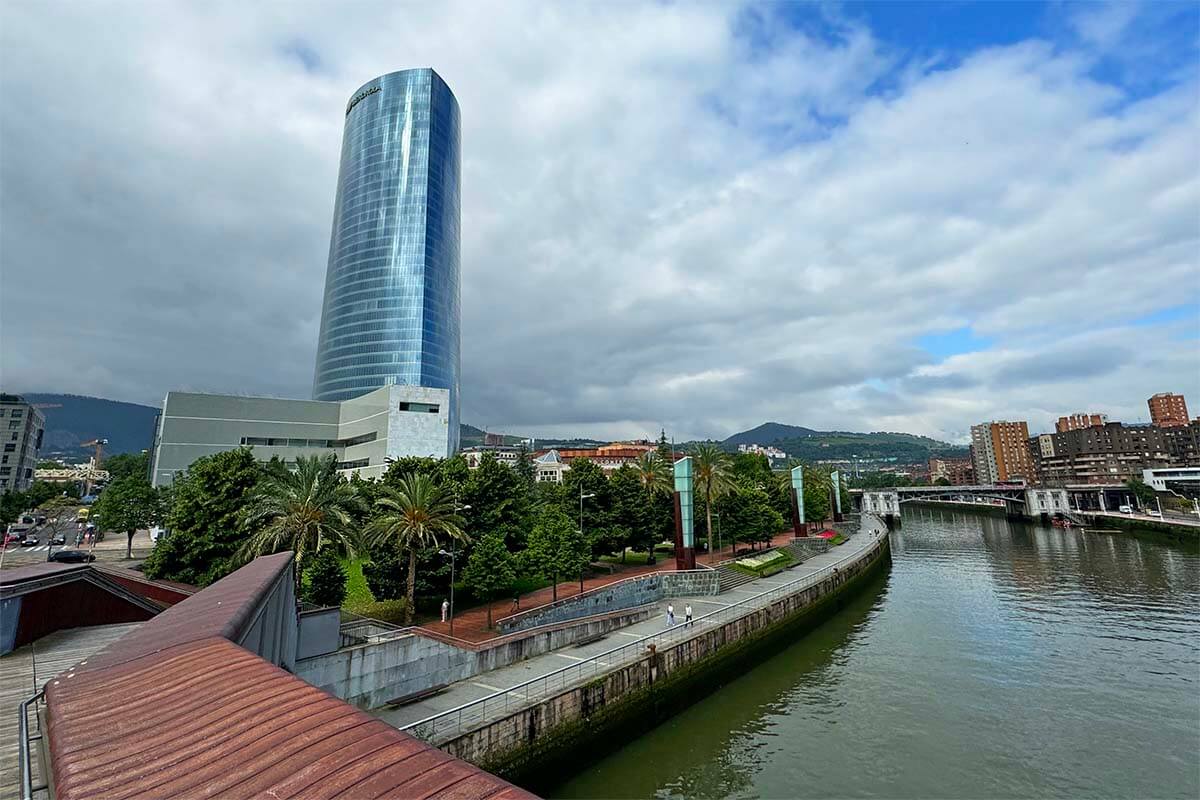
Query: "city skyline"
1 1 1197 444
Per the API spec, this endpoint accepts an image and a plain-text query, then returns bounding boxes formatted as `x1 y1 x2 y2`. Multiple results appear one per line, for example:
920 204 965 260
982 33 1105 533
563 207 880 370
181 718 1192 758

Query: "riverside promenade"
377 516 888 742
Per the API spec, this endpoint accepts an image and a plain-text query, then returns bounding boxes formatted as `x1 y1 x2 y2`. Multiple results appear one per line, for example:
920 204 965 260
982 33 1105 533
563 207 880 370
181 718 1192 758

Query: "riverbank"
554 510 1200 800
1075 510 1199 541
414 518 891 791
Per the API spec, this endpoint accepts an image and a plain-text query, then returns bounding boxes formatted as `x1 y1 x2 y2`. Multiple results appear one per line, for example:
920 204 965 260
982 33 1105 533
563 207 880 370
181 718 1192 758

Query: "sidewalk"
377 522 883 736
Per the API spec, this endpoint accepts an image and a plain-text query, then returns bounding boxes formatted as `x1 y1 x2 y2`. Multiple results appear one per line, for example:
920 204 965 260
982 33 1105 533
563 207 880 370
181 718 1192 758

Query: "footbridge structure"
854 485 1071 520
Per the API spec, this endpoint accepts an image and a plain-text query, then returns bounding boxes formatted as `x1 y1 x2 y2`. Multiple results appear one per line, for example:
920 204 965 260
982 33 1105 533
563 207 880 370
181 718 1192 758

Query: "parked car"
1118 505 1133 514
1147 509 1163 518
48 550 96 564
20 534 39 547
50 532 67 545
3 531 21 546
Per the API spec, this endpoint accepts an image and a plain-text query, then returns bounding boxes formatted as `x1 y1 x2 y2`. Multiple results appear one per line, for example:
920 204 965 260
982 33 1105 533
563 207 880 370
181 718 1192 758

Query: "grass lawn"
599 549 655 566
341 557 375 605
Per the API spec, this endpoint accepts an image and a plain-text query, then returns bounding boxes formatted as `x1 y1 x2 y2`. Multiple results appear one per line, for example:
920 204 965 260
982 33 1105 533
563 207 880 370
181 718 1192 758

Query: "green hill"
23 393 160 459
717 422 965 464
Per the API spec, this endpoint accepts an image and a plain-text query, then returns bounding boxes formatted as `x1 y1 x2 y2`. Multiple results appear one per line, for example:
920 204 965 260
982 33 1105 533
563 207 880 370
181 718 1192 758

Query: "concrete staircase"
784 538 830 564
715 563 757 593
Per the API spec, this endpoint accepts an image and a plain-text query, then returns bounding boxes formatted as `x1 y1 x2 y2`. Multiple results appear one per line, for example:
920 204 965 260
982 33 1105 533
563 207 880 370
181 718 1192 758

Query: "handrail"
19 687 46 800
403 517 887 742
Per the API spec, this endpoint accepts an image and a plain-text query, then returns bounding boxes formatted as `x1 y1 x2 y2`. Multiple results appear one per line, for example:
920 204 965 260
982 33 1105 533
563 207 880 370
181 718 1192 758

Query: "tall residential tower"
313 68 461 451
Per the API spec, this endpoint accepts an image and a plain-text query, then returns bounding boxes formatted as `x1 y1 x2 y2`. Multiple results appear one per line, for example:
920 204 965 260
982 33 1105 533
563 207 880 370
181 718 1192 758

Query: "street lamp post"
439 502 471 637
714 512 722 558
579 489 595 594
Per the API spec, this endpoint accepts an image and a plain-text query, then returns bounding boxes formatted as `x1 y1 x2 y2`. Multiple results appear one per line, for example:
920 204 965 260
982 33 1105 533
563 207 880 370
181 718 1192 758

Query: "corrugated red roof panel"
73 551 293 674
46 636 536 800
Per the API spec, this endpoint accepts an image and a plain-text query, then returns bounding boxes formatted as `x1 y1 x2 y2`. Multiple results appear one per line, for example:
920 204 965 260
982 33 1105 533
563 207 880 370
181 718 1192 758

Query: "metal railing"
19 688 46 800
403 521 887 743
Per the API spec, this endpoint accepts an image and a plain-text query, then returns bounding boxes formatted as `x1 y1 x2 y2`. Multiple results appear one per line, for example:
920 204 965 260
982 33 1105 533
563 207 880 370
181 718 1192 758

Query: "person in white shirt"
441 598 449 623
666 604 675 627
685 604 693 627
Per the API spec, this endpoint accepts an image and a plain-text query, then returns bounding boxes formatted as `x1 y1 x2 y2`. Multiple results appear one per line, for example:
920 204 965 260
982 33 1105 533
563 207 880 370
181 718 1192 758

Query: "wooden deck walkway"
0 623 142 800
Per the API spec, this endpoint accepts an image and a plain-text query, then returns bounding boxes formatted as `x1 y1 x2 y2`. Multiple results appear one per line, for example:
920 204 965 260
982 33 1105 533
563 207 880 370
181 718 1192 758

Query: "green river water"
551 509 1200 799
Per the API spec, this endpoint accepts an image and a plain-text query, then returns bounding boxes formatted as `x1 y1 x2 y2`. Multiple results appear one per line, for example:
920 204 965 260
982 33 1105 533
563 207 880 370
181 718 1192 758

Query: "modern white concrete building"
150 385 451 486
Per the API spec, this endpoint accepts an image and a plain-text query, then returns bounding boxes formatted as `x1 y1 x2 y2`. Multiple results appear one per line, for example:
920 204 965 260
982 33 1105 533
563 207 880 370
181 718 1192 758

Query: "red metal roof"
46 636 535 800
73 551 293 674
42 552 537 799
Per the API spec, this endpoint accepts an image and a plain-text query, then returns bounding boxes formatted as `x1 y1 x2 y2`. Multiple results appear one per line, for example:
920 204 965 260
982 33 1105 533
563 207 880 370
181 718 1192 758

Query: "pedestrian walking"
441 598 449 623
685 604 693 628
666 604 675 627
511 592 521 612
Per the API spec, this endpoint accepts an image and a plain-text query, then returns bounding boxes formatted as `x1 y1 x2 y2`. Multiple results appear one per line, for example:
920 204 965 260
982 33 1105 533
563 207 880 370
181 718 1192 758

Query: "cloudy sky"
2 1 1197 443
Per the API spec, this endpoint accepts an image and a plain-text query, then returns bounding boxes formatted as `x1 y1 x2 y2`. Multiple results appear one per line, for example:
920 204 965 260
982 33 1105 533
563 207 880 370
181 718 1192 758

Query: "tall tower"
313 68 461 451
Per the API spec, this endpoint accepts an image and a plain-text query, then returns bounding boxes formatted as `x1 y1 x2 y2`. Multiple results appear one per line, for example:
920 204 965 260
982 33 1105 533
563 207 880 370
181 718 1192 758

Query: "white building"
150 385 451 487
533 450 568 483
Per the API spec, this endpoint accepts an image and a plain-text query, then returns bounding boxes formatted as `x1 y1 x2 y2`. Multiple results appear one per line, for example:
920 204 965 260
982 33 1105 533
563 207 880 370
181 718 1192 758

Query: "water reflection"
552 512 1200 800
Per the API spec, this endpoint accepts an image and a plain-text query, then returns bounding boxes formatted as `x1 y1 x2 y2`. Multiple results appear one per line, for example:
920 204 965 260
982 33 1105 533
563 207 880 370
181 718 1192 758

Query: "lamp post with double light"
579 489 595 593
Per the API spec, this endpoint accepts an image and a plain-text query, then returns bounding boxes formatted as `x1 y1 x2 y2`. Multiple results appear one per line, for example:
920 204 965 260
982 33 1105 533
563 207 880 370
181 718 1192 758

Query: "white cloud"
0 1 1196 444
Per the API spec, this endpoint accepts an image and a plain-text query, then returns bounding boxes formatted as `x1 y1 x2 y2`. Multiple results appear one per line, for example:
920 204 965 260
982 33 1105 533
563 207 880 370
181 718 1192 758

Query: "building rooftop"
30 551 535 800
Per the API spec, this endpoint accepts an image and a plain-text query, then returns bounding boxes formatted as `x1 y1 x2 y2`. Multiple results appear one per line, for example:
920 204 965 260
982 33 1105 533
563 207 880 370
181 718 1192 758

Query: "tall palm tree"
364 472 468 624
631 451 672 561
238 455 365 590
692 443 733 559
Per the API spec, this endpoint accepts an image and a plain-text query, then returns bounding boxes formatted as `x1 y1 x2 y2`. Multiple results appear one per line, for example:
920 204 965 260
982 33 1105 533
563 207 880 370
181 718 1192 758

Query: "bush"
344 599 410 625
302 548 348 608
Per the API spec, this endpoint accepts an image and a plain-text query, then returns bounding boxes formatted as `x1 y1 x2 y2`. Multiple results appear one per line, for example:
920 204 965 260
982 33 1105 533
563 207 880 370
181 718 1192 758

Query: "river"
551 509 1200 799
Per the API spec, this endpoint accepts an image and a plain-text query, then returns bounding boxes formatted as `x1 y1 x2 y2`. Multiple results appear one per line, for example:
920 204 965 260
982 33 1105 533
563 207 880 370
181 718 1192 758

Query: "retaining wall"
297 604 656 709
497 571 718 634
440 525 891 789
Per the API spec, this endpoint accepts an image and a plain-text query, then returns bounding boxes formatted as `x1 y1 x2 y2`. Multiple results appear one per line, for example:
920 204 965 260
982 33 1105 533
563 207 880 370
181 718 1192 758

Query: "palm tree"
692 443 733 560
631 451 672 561
364 472 468 624
238 455 365 591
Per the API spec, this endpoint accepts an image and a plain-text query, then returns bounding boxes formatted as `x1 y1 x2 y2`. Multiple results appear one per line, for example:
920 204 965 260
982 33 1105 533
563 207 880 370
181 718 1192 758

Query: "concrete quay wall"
441 524 892 788
496 571 718 634
298 604 655 709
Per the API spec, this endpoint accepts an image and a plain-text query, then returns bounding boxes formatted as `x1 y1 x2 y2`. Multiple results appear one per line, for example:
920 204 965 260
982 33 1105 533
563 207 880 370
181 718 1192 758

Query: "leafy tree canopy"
143 448 261 586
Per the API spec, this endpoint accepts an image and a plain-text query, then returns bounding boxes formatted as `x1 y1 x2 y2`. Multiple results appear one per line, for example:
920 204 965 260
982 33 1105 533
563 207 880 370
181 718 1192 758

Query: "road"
1080 509 1200 528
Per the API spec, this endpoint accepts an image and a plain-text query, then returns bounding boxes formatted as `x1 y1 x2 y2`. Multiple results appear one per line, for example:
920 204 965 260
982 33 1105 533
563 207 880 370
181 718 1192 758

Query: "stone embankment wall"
297 604 655 709
442 521 891 788
496 571 719 634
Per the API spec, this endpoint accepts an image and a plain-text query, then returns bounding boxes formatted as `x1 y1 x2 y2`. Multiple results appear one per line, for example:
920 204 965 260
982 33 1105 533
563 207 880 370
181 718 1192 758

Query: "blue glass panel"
312 68 461 452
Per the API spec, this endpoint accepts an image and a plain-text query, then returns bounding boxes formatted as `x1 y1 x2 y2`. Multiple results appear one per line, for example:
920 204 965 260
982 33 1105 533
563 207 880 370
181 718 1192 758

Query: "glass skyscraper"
313 68 461 451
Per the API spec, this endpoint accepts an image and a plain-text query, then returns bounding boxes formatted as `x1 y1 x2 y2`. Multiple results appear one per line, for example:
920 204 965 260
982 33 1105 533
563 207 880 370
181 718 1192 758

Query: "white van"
1118 505 1132 514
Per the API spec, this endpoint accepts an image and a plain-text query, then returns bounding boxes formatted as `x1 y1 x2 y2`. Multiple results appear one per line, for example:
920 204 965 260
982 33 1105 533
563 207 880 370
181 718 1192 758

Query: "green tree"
1125 477 1156 508
656 429 673 464
236 455 365 587
303 547 348 607
103 452 150 482
40 496 78 548
525 505 588 601
464 451 529 548
612 462 649 559
462 529 516 628
514 443 535 487
692 443 733 556
731 452 774 488
934 476 952 486
716 487 784 551
365 473 467 623
143 448 261 586
93 475 163 559
562 457 611 539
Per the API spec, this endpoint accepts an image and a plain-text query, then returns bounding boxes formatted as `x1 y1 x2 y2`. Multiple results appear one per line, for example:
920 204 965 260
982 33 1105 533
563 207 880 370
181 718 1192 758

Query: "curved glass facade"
313 68 461 451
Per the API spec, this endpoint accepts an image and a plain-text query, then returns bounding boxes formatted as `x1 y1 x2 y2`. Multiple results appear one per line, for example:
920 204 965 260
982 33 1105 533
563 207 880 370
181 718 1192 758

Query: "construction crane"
81 438 108 497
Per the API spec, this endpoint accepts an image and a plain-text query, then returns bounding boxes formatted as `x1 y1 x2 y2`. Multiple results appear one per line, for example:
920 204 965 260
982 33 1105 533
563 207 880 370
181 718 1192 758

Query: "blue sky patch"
916 326 995 359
